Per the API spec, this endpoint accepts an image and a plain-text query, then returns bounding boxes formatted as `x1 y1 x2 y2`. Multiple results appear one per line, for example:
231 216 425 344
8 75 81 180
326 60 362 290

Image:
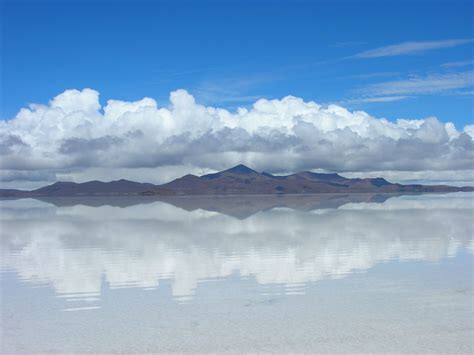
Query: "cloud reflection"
1 193 472 304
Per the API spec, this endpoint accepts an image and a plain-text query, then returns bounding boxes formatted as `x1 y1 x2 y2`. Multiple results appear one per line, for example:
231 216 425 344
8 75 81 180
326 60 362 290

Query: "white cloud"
453 90 474 96
353 39 473 58
359 71 474 96
0 88 473 187
346 72 400 80
441 60 474 68
335 96 411 105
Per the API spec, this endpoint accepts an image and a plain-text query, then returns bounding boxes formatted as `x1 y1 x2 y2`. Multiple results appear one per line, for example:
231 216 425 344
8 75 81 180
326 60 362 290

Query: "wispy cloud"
441 60 474 68
450 90 474 96
193 75 272 106
334 96 411 106
358 71 474 96
152 66 220 77
331 41 367 48
346 72 400 80
353 39 473 59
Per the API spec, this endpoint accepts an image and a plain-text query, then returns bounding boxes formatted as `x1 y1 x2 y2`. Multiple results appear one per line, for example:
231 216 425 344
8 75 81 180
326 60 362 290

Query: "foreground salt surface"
1 193 473 353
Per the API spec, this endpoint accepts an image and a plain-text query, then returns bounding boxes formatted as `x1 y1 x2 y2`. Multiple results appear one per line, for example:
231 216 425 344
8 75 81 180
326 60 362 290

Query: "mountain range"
1 164 472 198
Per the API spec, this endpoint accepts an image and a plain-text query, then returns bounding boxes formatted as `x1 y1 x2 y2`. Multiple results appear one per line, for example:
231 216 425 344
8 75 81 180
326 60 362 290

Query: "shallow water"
1 193 473 353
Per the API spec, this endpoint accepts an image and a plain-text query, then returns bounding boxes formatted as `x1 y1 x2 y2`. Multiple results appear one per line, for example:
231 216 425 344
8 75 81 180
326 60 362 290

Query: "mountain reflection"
1 193 472 304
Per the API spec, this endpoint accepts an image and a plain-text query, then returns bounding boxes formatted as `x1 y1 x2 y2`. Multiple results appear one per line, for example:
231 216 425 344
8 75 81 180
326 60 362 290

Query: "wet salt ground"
1 193 473 353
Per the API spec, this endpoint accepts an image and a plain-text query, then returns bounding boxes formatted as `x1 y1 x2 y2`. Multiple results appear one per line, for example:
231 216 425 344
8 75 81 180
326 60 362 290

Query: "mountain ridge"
1 164 473 197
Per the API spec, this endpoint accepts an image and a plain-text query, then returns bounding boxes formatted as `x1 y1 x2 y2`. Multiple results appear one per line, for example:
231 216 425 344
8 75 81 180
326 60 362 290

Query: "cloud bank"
1 88 473 187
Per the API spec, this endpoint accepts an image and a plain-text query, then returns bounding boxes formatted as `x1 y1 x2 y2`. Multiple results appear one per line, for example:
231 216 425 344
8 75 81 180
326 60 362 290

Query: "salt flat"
1 193 473 353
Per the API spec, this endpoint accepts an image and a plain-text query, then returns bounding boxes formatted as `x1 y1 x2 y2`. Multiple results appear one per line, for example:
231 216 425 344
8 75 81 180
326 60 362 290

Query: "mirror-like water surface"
1 193 473 353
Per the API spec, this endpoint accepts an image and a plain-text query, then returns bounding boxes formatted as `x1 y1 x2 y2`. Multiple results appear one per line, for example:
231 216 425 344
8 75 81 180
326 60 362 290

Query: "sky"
0 0 473 188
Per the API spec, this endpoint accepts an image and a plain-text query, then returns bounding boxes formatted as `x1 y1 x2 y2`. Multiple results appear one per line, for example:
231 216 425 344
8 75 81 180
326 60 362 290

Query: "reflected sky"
1 193 474 353
1 193 473 305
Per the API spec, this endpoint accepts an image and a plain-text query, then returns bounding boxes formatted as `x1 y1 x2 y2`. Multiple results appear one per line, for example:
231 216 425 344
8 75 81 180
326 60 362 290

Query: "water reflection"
1 193 473 308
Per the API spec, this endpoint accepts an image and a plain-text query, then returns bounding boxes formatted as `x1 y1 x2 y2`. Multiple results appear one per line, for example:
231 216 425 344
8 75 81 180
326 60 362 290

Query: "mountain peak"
223 164 258 174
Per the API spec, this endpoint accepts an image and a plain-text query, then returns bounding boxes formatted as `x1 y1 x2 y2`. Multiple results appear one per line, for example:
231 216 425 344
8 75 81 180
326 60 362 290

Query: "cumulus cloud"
0 88 473 187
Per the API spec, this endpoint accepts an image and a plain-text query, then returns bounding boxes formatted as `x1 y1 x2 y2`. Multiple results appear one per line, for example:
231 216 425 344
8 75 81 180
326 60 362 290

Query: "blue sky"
2 0 473 126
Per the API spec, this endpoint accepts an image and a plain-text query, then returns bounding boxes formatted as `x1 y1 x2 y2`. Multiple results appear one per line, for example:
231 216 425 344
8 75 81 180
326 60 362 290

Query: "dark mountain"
1 164 473 198
0 179 157 197
156 165 471 195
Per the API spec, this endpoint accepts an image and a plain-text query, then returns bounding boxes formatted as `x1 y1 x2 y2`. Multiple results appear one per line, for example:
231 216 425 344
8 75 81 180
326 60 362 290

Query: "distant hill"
1 164 472 197
0 179 157 198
